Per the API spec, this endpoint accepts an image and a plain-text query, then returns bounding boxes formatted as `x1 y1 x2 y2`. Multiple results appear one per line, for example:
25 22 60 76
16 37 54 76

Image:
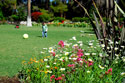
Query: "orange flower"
28 62 33 64
54 67 58 69
30 58 33 61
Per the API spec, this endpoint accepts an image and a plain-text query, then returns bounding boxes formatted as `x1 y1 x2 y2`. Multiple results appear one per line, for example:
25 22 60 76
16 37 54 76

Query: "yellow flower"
36 68 39 70
44 71 48 74
40 59 44 63
22 61 26 64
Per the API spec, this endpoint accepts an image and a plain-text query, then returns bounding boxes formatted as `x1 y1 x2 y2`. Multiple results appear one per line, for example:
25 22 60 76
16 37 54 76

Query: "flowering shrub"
20 37 124 83
31 12 42 21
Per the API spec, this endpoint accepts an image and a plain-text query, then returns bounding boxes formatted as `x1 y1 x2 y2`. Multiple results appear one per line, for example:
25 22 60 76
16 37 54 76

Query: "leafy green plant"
54 17 65 22
11 15 19 21
72 17 89 22
0 9 4 20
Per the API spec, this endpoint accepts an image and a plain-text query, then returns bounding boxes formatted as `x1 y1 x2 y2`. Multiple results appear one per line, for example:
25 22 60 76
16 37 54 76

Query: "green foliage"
103 17 106 22
38 14 51 22
0 9 4 20
119 17 125 22
50 2 68 17
0 0 17 17
16 4 27 21
54 17 65 22
11 15 19 21
38 9 53 22
72 17 89 22
9 4 26 22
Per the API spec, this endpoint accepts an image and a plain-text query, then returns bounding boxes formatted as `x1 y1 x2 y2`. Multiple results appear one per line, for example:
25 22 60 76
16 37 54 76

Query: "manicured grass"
0 24 96 77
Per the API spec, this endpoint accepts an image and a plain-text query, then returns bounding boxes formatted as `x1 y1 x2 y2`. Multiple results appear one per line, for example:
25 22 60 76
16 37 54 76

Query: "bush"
11 15 19 21
0 10 4 20
54 17 65 22
38 14 51 22
72 17 89 22
31 12 42 21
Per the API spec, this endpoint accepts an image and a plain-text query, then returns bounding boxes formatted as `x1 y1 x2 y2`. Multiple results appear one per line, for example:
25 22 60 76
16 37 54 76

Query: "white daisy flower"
89 43 93 46
120 72 125 76
99 65 104 69
115 47 118 51
88 58 92 62
72 36 76 40
87 71 91 73
85 53 90 56
46 65 50 68
53 62 56 64
40 51 45 54
44 59 48 61
43 48 47 50
92 53 96 55
65 52 69 56
60 68 65 71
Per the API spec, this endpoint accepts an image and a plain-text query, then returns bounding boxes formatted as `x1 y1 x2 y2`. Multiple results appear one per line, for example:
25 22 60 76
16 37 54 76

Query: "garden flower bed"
20 37 124 83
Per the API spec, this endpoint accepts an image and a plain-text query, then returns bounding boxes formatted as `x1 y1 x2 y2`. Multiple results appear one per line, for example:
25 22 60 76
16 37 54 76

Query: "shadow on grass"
37 36 42 38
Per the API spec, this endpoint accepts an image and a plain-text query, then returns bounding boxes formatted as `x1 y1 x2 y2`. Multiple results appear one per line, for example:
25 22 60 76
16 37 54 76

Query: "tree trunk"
27 0 32 27
45 0 49 10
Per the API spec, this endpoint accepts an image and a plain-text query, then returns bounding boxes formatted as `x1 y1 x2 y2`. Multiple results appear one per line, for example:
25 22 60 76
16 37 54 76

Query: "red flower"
55 77 62 80
58 40 64 48
61 20 64 23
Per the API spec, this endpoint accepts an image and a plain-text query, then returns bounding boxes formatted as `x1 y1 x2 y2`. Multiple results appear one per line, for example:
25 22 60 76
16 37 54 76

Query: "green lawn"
0 24 96 77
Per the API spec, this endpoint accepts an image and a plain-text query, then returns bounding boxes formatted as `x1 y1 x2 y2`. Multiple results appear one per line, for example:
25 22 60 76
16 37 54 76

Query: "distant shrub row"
72 17 89 22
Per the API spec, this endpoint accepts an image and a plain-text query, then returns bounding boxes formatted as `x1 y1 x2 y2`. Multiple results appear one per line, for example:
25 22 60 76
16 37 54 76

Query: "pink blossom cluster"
58 40 64 48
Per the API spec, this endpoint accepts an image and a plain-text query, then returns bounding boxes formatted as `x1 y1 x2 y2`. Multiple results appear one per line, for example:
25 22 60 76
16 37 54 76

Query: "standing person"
42 22 48 38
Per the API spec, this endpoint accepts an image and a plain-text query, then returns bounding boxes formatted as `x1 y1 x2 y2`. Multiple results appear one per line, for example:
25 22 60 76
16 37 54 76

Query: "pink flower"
84 60 93 67
77 58 82 61
58 40 64 48
68 64 75 67
61 74 65 77
77 49 83 58
88 61 93 67
78 49 83 52
55 77 62 80
105 68 112 75
108 68 112 72
84 60 88 64
77 52 83 57
50 75 55 79
51 52 55 56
